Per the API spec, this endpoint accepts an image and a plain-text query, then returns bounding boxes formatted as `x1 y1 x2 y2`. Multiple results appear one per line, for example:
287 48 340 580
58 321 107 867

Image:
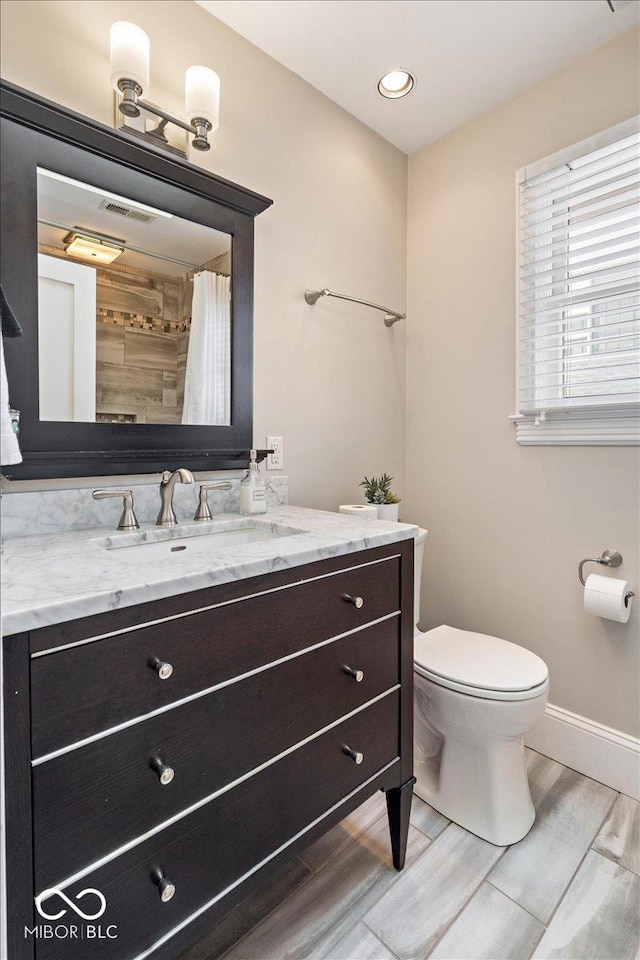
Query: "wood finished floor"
181 750 640 960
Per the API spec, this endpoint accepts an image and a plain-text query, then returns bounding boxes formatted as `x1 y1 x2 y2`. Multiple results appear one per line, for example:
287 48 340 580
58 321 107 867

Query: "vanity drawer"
34 691 399 960
31 555 400 757
33 618 399 888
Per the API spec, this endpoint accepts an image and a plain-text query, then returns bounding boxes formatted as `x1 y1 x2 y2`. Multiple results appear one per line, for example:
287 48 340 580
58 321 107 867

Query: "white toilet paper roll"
338 504 378 519
584 573 632 623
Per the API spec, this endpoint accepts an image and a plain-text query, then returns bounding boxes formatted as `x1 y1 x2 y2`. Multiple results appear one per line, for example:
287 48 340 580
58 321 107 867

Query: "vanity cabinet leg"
386 777 416 871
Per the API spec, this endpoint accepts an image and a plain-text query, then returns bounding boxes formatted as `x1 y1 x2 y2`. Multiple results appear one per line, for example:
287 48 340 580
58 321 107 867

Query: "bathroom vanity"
1 507 416 960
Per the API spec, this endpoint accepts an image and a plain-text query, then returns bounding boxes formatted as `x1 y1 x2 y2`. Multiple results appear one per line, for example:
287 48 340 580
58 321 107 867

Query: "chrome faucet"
157 468 194 526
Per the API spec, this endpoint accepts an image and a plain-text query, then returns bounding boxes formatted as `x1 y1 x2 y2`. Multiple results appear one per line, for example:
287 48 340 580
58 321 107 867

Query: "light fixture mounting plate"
114 91 188 158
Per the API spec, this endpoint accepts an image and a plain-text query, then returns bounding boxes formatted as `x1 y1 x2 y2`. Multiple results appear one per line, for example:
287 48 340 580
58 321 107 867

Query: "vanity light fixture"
377 69 415 99
110 21 220 155
63 233 124 265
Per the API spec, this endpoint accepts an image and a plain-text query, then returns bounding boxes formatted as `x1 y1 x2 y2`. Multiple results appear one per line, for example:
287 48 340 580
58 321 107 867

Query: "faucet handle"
194 482 233 521
93 489 139 531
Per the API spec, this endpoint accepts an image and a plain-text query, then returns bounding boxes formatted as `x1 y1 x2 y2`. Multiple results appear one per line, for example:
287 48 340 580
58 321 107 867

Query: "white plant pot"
376 503 399 522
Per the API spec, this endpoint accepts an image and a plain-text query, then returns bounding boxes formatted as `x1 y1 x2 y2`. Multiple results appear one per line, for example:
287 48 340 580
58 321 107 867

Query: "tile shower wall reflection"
39 247 230 425
96 267 182 423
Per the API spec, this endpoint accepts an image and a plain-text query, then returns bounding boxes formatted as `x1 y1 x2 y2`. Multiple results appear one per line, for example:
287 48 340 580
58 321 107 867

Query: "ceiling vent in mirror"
98 199 157 224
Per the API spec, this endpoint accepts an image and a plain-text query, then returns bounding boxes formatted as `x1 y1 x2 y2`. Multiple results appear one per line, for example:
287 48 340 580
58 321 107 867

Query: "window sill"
510 406 640 446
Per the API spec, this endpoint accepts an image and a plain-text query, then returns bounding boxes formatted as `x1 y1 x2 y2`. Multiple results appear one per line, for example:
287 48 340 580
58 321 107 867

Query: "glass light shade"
185 66 220 131
110 21 150 95
64 235 124 265
378 69 415 99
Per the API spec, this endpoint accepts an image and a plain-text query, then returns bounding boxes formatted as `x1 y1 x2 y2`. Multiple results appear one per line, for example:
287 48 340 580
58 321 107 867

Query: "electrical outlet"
266 436 283 470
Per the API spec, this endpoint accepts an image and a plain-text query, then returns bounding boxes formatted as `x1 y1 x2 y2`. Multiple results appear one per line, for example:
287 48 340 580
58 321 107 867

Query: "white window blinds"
515 119 640 445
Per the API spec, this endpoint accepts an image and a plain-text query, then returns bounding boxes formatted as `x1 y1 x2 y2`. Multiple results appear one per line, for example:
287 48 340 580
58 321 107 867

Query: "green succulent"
359 473 401 505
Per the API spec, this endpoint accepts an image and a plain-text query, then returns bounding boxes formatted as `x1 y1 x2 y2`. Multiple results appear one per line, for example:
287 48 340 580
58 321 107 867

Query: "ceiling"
37 169 230 278
196 0 639 153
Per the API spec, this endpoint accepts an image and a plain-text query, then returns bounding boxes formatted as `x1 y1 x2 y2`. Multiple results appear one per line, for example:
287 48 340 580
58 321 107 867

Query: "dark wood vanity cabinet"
3 540 414 960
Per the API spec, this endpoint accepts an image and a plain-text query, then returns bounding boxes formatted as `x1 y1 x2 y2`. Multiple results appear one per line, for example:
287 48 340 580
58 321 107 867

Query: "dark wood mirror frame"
0 81 272 480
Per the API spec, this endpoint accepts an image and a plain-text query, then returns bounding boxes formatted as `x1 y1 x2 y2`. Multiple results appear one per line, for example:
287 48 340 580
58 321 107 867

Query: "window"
514 118 640 445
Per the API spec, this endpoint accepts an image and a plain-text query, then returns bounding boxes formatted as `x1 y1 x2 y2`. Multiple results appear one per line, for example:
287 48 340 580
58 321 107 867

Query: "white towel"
1 334 22 465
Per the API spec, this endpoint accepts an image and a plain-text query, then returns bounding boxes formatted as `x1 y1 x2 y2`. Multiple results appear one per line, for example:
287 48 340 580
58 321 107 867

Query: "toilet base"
414 736 535 846
413 675 548 847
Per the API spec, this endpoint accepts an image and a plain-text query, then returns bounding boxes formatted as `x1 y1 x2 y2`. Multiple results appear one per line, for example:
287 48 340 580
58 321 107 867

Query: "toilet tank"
413 528 428 629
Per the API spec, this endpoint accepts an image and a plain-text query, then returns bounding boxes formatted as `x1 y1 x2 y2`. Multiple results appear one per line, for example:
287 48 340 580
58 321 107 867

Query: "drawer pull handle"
343 594 364 609
343 745 364 765
343 665 364 682
152 869 176 903
150 756 175 786
159 878 176 902
150 657 174 680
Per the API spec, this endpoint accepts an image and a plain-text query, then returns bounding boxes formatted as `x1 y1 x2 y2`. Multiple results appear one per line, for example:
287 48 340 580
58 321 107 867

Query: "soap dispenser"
239 449 267 515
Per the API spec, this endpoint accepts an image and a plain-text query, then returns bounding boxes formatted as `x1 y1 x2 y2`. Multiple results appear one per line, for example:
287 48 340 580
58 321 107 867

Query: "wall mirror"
0 81 271 479
37 169 232 427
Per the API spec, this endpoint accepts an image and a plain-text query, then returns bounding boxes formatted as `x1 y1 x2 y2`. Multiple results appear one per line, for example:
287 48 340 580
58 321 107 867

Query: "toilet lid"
414 625 548 693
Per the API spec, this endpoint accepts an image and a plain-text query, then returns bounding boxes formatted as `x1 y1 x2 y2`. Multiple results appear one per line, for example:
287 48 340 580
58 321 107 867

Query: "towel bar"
304 288 405 327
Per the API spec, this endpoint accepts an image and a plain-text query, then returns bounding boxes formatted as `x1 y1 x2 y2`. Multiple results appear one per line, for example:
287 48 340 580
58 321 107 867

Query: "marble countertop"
1 505 418 636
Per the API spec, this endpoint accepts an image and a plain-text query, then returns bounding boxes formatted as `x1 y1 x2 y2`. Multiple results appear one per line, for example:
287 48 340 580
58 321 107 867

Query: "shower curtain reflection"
182 270 231 425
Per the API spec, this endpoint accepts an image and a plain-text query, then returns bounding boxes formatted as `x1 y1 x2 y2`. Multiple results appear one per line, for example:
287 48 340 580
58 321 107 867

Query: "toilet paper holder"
578 549 635 603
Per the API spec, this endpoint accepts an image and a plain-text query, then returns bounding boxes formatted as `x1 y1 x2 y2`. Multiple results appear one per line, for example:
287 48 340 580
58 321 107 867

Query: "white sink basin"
97 520 307 566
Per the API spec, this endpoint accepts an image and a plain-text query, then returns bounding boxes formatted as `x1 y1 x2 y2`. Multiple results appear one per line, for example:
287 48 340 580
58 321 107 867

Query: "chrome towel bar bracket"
305 288 405 327
578 548 635 604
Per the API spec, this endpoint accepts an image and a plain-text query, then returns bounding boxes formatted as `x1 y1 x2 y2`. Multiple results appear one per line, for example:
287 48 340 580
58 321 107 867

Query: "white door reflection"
38 254 96 422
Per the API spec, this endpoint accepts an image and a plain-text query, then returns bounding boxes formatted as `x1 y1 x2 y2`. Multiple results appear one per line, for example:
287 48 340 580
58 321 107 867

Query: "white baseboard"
526 703 640 800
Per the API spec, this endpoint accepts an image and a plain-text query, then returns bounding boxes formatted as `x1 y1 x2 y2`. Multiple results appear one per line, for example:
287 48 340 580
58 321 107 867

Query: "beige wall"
406 27 640 737
0 0 407 509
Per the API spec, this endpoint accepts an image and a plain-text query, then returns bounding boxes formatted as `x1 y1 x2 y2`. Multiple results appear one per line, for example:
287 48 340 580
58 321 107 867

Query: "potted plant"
359 473 402 522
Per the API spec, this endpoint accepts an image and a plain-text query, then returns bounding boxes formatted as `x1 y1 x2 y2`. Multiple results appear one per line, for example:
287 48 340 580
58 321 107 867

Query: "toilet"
412 529 549 846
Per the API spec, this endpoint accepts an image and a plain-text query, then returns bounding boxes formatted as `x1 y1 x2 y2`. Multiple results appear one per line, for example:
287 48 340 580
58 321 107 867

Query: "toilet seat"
414 624 549 702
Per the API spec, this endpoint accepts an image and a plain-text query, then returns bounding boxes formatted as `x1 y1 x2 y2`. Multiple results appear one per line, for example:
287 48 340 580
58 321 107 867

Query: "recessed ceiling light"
378 69 415 99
